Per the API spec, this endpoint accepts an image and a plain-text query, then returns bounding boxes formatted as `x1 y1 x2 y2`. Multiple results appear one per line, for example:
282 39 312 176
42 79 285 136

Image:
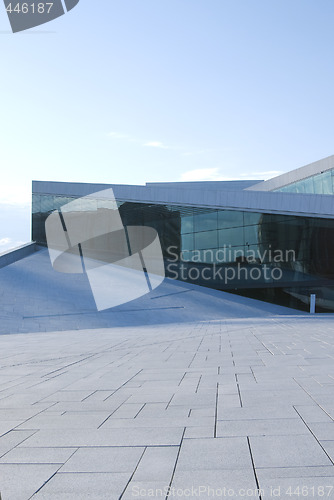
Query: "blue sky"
1 0 334 251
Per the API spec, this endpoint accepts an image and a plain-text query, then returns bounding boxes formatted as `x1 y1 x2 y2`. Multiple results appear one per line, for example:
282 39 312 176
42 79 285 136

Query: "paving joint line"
293 406 334 466
214 382 219 438
246 436 262 500
119 447 147 499
164 428 186 500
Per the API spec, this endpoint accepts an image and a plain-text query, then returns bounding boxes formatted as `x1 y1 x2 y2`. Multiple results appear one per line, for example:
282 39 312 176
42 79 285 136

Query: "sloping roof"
33 179 334 219
146 180 262 190
246 155 334 192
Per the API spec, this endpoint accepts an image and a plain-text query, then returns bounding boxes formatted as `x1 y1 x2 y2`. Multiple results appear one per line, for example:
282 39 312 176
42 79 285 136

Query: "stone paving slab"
31 472 130 499
0 447 77 464
171 469 259 498
0 251 334 498
0 464 60 500
19 427 185 448
60 447 145 473
249 435 333 468
216 418 309 438
176 437 253 471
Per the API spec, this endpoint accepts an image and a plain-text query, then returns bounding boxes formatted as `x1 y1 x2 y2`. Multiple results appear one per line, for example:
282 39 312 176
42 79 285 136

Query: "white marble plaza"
0 250 334 499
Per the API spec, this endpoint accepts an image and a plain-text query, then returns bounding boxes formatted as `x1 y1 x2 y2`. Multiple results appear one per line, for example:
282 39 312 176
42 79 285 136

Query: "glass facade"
32 192 334 312
276 168 334 194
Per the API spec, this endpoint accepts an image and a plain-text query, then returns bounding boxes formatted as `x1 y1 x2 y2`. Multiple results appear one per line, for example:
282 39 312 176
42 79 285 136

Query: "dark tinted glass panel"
244 225 258 245
321 171 332 194
181 233 194 251
244 212 261 226
194 211 217 232
53 196 75 211
218 227 244 247
218 210 243 229
32 191 334 312
32 194 41 214
181 215 194 234
275 168 334 195
40 195 55 213
195 230 218 250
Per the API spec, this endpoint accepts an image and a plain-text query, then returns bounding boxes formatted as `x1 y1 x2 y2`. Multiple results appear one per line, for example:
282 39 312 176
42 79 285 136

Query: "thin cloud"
143 141 168 149
0 237 11 246
108 132 130 139
108 132 138 143
180 168 234 182
108 132 170 150
182 149 216 157
239 170 283 180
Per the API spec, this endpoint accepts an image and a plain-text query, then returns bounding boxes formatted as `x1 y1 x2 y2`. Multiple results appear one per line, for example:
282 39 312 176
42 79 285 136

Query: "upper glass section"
275 168 334 195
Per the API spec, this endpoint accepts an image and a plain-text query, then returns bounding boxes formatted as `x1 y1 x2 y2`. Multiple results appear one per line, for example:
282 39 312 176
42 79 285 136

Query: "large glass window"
218 227 244 248
32 194 41 214
321 171 332 194
194 211 217 232
32 191 334 312
53 196 75 211
195 230 218 250
40 195 56 214
275 168 334 195
244 224 258 245
181 233 194 251
218 210 243 229
244 212 261 226
181 214 194 234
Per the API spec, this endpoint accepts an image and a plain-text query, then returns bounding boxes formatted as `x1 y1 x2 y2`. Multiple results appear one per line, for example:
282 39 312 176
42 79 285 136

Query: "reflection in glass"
195 230 218 250
218 210 243 229
194 211 217 232
181 214 194 234
32 192 334 312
